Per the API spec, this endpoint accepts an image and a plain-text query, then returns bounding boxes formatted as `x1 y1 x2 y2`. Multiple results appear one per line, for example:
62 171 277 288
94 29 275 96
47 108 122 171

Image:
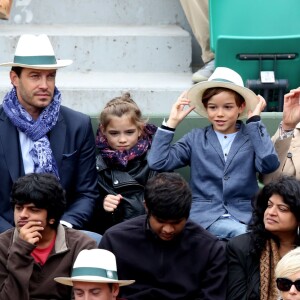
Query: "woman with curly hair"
227 176 300 300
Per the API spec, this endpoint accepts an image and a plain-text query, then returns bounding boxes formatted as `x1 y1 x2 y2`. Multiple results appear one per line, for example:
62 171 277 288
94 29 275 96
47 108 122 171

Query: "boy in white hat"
148 67 280 241
0 34 98 232
55 249 134 300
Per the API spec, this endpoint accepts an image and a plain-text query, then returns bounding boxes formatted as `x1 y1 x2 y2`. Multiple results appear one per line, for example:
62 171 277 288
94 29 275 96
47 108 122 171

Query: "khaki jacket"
263 123 300 184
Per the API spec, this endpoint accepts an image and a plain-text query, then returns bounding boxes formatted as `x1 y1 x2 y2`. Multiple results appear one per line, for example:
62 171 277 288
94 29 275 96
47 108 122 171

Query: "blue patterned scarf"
2 87 61 178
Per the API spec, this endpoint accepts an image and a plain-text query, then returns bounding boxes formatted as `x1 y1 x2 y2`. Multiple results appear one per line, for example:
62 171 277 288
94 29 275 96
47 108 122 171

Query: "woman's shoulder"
227 232 253 251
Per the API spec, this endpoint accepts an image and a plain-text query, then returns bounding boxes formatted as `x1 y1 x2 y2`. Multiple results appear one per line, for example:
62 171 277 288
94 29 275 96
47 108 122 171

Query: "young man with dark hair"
99 172 227 300
0 173 96 300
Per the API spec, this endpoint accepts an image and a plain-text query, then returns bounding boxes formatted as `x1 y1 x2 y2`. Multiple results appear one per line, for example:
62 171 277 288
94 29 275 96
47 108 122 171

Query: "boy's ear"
48 218 55 225
238 102 246 113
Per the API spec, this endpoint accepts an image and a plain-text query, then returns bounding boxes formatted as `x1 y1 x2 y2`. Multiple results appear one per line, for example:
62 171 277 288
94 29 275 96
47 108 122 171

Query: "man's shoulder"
64 227 97 245
59 106 90 122
103 216 146 237
0 228 15 251
185 220 217 239
227 232 252 250
109 215 145 231
0 228 14 240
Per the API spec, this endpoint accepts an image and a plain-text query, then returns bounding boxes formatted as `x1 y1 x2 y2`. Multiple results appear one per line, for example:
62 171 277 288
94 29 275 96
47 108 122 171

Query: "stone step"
0 24 191 73
1 0 186 25
0 71 194 116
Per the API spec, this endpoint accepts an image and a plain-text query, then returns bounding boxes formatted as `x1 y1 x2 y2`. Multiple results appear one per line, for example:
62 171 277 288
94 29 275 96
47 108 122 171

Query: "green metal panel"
209 0 300 52
209 0 300 90
215 35 300 90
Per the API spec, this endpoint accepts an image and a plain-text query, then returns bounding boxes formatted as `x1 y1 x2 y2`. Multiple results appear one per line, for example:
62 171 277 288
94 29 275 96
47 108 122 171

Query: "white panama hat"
0 34 73 69
54 249 135 287
188 67 259 119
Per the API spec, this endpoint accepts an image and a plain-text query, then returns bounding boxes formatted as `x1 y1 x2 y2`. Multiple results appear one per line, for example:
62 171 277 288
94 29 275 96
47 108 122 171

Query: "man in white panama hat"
148 67 280 241
0 34 98 232
55 249 135 300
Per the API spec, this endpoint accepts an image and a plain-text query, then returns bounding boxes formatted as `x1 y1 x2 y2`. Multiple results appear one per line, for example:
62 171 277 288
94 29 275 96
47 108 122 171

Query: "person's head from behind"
144 172 192 241
11 173 66 231
99 92 146 151
54 249 135 300
201 87 245 134
250 176 300 243
275 247 300 300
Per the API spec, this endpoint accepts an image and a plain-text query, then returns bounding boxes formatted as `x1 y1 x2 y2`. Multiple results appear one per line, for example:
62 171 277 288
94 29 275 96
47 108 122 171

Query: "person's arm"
61 119 99 229
197 241 227 300
244 95 280 174
281 87 300 131
0 233 36 300
226 239 257 300
148 92 197 171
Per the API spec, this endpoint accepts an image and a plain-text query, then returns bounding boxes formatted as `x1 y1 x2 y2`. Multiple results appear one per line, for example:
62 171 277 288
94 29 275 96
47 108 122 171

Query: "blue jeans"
207 216 247 241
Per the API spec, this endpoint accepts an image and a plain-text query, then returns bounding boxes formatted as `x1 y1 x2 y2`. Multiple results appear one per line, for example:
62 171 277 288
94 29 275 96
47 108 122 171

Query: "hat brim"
54 276 135 287
187 80 259 119
0 59 73 70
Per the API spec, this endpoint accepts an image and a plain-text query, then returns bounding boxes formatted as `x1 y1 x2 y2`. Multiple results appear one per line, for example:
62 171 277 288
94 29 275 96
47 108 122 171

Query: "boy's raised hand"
166 91 195 128
282 87 300 130
247 95 266 119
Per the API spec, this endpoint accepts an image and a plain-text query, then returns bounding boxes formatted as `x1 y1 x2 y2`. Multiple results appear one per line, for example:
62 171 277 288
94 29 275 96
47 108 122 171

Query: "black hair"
144 172 192 220
11 66 23 77
10 173 66 229
248 175 300 256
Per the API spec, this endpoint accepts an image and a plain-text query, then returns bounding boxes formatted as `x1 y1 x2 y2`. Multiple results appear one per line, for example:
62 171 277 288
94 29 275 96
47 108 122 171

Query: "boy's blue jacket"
148 120 280 228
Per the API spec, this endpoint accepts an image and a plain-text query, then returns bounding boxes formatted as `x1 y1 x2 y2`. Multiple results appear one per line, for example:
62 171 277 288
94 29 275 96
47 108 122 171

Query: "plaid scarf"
96 123 157 169
260 239 281 300
2 87 61 178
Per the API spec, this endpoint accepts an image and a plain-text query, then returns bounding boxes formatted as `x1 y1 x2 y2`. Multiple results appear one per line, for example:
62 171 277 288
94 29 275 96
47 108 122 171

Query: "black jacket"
227 233 260 300
99 215 227 300
93 152 156 234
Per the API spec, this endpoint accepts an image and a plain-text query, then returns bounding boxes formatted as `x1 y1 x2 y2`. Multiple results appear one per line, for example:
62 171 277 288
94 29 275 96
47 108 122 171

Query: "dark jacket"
99 215 227 300
227 233 260 300
0 225 96 300
0 105 99 232
94 153 156 234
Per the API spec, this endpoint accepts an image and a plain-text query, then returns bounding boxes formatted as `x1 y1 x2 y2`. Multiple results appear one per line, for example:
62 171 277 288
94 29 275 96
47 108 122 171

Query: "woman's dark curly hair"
248 176 300 256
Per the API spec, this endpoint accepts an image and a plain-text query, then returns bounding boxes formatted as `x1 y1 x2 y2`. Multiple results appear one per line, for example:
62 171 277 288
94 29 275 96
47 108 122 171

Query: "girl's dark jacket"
93 152 157 234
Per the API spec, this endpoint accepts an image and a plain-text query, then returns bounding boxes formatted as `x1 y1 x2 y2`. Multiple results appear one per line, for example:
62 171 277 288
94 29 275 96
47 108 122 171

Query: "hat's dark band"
211 78 235 84
72 267 118 280
13 55 57 65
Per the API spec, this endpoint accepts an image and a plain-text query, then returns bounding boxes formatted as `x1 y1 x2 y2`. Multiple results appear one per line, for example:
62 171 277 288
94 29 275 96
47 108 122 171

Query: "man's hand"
19 221 44 245
282 87 300 130
166 91 195 128
103 194 122 212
